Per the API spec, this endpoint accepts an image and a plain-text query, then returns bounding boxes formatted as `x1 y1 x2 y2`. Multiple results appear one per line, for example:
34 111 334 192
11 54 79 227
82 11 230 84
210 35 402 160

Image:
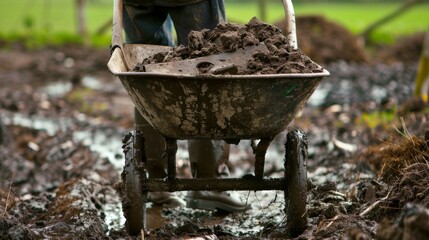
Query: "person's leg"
168 0 248 212
168 0 226 45
187 140 248 212
167 0 228 179
123 2 174 45
165 0 228 180
123 2 184 207
187 140 224 178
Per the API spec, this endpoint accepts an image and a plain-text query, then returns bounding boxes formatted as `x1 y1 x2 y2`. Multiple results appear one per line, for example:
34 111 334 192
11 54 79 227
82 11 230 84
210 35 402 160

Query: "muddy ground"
1 17 429 239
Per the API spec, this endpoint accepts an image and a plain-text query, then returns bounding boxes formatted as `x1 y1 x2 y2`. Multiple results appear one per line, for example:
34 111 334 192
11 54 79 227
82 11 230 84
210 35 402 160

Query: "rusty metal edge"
110 68 330 79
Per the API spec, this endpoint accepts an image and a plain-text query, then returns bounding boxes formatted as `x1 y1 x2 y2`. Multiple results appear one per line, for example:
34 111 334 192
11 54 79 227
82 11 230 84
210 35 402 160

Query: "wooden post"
75 0 89 45
414 30 429 101
258 0 267 22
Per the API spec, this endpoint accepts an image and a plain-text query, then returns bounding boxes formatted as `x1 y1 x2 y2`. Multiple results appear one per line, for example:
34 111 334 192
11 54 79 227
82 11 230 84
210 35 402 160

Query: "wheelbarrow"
108 0 329 237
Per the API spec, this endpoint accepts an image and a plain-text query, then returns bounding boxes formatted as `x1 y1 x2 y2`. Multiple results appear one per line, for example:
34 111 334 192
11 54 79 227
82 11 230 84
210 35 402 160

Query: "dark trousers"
123 0 230 179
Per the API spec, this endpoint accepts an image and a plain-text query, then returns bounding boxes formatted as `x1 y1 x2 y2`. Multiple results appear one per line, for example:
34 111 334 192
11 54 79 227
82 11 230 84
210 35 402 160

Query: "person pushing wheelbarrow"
122 0 248 212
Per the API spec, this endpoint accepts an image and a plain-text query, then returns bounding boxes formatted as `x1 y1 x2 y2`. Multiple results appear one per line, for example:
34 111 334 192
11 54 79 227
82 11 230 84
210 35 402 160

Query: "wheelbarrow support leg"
254 138 272 179
285 129 308 237
164 138 177 182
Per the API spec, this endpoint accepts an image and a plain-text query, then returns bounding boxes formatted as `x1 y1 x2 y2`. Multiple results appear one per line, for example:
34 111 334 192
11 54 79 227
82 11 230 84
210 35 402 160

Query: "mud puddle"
1 112 127 233
2 112 124 168
2 109 281 235
143 190 285 238
39 75 122 98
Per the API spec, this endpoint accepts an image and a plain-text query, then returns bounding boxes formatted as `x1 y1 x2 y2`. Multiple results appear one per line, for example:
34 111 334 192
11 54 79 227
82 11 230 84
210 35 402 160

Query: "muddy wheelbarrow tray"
108 0 329 237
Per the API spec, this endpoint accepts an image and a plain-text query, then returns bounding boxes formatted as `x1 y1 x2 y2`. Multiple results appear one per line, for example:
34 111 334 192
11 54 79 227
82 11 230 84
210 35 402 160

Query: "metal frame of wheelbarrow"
108 0 329 237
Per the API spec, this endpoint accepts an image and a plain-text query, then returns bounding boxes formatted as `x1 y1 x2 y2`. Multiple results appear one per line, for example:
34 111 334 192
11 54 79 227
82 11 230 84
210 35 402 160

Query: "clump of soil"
376 203 429 239
135 17 324 74
355 134 429 184
383 163 429 214
309 214 376 239
274 15 368 64
353 133 429 225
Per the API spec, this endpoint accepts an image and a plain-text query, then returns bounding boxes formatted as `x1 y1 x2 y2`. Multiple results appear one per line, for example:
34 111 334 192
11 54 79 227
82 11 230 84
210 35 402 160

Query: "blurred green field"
0 0 427 46
229 2 428 35
228 1 429 44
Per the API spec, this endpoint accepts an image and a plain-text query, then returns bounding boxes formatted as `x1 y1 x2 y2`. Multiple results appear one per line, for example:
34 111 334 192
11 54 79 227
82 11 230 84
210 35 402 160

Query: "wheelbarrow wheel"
118 131 146 235
285 129 308 237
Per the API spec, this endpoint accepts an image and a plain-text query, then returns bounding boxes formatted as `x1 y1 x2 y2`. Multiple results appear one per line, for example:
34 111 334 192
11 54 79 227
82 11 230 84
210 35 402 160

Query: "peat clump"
135 17 323 75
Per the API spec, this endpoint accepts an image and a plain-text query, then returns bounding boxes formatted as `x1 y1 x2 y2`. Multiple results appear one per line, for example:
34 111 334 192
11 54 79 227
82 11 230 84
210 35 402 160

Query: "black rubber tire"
285 129 308 237
118 131 145 235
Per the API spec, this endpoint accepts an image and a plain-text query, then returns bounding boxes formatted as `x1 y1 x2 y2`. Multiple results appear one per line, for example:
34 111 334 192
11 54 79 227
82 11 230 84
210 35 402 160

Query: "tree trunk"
75 0 89 45
258 0 267 22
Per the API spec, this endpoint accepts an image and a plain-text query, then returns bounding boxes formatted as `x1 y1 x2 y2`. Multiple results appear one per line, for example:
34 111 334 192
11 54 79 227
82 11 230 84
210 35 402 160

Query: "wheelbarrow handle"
110 0 298 51
282 0 298 49
111 0 133 70
111 0 124 52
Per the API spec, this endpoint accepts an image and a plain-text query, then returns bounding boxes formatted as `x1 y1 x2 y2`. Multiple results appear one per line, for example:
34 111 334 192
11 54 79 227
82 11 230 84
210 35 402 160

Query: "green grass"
0 0 427 47
0 0 112 34
0 0 112 47
358 110 396 129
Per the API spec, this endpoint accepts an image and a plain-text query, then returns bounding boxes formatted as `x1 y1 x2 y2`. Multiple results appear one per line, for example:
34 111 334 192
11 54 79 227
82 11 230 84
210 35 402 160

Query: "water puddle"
308 83 332 107
370 85 388 101
155 190 283 237
73 129 125 170
103 201 126 233
2 111 199 232
308 78 389 107
81 76 121 93
3 111 285 234
3 112 73 135
39 81 73 98
2 112 126 231
2 112 124 167
38 75 121 99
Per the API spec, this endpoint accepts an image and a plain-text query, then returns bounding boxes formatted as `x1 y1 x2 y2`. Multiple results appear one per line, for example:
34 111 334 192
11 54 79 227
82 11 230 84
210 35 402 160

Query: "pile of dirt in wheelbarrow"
134 17 324 74
274 15 369 64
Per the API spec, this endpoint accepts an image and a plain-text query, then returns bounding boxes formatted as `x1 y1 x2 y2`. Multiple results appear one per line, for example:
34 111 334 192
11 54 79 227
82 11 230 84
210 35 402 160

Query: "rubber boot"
134 109 185 207
186 140 249 212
